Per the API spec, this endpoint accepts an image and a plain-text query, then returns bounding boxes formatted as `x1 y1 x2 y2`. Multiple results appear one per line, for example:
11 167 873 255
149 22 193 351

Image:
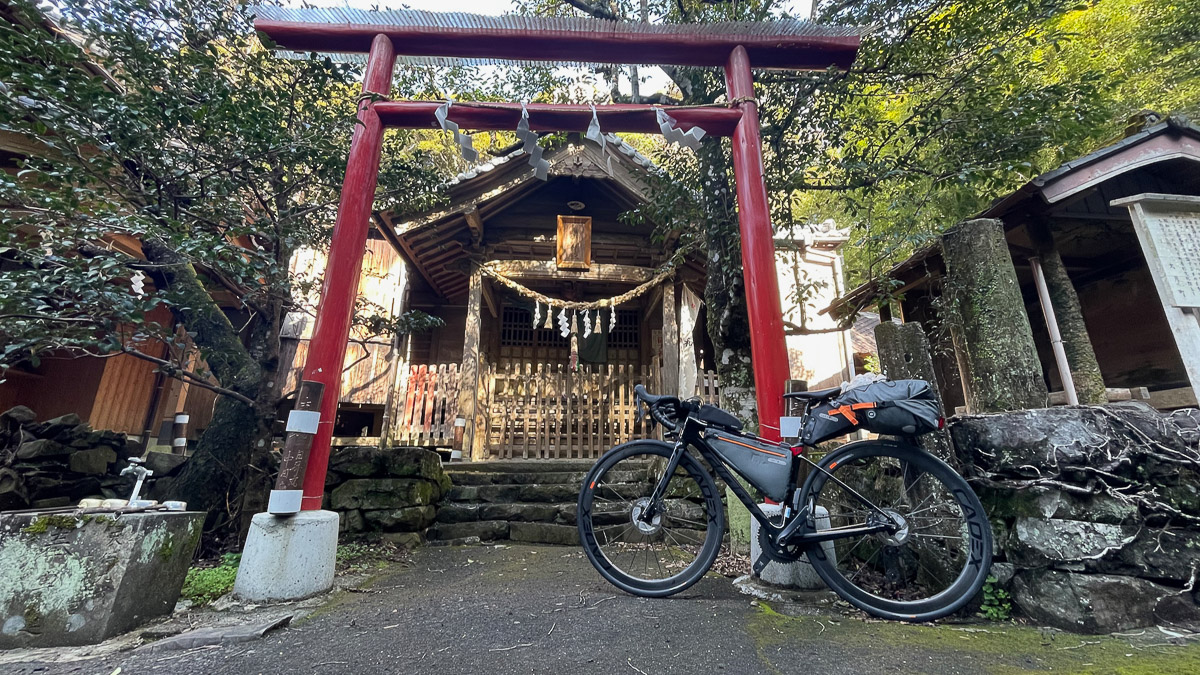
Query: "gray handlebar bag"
802 379 942 446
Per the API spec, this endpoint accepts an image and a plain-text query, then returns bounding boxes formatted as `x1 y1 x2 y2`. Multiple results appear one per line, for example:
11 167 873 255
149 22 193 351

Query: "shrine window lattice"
500 306 639 350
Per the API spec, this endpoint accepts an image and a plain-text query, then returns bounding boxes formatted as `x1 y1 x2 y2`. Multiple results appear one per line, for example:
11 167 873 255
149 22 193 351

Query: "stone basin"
0 509 203 648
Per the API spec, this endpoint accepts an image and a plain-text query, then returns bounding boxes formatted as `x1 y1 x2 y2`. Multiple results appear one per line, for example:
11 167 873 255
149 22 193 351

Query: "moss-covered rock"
362 505 437 531
329 478 437 511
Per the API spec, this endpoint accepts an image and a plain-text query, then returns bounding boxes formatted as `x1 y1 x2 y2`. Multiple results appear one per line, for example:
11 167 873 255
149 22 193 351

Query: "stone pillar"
1026 220 1107 404
874 321 953 460
942 218 1047 412
458 269 483 459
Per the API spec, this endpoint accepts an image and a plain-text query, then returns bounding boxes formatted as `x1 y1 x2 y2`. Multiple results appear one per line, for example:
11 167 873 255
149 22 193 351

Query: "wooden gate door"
486 362 659 459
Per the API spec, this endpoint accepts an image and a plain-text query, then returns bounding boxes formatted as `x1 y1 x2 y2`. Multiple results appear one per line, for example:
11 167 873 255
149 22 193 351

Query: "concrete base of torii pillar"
233 510 340 602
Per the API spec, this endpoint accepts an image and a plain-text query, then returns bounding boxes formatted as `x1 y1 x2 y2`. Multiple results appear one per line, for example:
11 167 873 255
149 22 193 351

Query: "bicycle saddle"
782 386 842 402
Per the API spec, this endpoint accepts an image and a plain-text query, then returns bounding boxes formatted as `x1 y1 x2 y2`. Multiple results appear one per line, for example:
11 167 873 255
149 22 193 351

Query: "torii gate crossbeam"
251 9 860 513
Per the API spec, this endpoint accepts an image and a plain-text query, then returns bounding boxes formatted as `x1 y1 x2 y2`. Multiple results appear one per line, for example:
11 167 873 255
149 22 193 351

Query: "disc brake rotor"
630 497 663 536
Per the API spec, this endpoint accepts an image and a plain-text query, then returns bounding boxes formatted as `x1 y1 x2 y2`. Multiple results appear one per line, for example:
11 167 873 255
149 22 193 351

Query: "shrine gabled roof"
251 7 861 70
982 117 1200 218
374 136 671 300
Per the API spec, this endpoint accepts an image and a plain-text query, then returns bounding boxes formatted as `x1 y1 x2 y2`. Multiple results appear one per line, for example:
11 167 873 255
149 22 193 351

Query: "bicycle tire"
578 440 725 598
800 439 992 621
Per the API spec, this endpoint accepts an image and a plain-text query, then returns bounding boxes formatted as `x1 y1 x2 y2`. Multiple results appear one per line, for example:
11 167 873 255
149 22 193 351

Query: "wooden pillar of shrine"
459 268 485 459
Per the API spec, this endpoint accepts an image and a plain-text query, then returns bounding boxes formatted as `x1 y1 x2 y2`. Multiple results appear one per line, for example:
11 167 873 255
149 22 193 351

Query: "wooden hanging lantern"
557 215 592 270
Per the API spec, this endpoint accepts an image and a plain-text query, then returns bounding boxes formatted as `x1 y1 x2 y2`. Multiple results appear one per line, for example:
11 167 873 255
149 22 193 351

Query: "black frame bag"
801 379 942 446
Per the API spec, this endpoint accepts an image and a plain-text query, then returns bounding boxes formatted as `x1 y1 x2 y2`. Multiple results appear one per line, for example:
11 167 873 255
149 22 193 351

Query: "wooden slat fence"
487 363 660 459
392 364 460 447
388 362 720 456
696 370 720 405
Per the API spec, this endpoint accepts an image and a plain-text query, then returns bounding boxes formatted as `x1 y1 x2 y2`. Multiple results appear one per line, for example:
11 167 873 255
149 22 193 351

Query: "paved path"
6 544 1200 674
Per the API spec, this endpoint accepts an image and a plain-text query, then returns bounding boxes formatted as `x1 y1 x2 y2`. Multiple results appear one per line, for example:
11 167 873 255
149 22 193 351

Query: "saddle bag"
704 429 792 502
801 379 942 446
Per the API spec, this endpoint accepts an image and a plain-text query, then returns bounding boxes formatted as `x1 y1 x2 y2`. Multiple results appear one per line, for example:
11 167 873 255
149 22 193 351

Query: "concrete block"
234 510 339 602
0 510 203 648
750 504 834 590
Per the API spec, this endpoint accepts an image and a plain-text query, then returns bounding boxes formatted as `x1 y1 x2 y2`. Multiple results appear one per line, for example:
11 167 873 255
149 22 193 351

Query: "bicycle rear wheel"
801 440 992 621
578 440 724 598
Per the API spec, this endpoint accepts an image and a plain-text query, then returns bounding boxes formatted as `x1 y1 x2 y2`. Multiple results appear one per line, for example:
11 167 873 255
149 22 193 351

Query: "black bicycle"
577 382 992 622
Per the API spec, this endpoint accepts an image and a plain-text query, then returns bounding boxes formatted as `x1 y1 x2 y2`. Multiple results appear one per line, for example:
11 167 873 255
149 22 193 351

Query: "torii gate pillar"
725 45 788 441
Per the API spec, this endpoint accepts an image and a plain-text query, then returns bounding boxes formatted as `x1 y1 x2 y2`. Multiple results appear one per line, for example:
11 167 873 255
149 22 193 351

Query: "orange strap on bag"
828 401 876 425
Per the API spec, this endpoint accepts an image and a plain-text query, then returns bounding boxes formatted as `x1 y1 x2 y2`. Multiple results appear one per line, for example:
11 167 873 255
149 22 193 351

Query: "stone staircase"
428 459 647 546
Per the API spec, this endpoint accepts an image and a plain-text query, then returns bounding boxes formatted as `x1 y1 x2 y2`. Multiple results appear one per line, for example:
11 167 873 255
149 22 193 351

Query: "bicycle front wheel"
801 440 992 621
578 440 725 598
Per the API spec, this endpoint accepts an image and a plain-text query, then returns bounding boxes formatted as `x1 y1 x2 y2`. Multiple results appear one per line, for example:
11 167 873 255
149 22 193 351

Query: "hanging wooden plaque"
557 215 592 270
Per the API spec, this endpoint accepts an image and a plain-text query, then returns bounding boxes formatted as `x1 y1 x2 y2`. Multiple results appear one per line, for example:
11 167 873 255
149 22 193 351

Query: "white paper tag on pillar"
286 409 321 435
779 416 804 438
267 489 303 515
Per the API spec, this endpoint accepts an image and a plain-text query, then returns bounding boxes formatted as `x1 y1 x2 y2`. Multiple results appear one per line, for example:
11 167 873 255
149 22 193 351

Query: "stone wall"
2 407 450 548
0 406 185 510
324 445 452 547
951 403 1200 633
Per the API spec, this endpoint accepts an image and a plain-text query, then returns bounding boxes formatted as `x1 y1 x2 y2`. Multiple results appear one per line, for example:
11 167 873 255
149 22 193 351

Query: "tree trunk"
696 137 757 429
1026 220 1107 405
140 238 273 522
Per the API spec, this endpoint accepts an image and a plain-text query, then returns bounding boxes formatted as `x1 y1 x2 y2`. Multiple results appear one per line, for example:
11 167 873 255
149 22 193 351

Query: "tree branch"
560 0 620 21
119 345 256 406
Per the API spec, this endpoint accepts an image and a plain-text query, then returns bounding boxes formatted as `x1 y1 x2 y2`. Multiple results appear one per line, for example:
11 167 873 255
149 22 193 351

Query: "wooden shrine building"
287 136 712 460
827 116 1200 412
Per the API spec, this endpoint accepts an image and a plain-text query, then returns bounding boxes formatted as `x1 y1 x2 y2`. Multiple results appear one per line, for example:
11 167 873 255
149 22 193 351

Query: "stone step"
443 459 600 473
435 501 636 526
446 481 654 504
425 520 584 546
444 469 646 487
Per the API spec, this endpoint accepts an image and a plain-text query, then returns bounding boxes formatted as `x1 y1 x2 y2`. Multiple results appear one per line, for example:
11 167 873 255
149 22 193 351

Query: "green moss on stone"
746 602 1200 673
21 514 83 534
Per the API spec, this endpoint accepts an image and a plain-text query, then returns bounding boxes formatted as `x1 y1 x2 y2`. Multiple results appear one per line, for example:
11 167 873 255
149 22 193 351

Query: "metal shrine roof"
251 7 862 70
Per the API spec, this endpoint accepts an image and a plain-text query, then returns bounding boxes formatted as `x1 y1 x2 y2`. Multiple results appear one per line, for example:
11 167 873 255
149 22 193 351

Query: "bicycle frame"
644 413 897 550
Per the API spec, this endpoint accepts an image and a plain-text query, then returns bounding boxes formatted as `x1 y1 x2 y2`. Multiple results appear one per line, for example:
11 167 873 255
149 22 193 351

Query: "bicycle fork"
639 439 687 523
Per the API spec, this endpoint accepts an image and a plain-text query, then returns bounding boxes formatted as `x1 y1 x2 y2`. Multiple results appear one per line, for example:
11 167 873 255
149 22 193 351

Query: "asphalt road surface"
5 544 1200 675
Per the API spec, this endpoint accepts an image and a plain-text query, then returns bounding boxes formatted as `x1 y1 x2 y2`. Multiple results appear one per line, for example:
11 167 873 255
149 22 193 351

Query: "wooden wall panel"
90 352 161 434
284 338 397 406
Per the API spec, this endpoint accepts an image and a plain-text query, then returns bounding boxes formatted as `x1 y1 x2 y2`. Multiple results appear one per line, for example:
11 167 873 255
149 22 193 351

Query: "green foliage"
863 354 882 375
978 575 1013 621
0 0 443 378
181 552 241 605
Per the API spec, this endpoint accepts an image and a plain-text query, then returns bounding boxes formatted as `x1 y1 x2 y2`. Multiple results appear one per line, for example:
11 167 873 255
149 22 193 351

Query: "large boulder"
1005 518 1134 568
16 439 73 460
329 446 385 477
68 446 118 476
1011 569 1200 633
979 486 1139 525
383 446 443 481
0 406 36 426
951 405 1197 479
362 506 437 531
329 478 437 511
142 450 188 477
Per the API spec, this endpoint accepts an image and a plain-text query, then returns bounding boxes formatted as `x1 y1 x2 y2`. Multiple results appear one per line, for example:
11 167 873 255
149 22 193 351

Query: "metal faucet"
120 458 154 505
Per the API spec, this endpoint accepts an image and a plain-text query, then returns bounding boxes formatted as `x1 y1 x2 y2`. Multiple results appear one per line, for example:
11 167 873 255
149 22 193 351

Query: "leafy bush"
181 553 241 606
978 575 1013 621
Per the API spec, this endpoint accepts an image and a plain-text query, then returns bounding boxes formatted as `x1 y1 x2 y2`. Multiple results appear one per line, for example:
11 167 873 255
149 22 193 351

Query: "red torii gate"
254 8 860 513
